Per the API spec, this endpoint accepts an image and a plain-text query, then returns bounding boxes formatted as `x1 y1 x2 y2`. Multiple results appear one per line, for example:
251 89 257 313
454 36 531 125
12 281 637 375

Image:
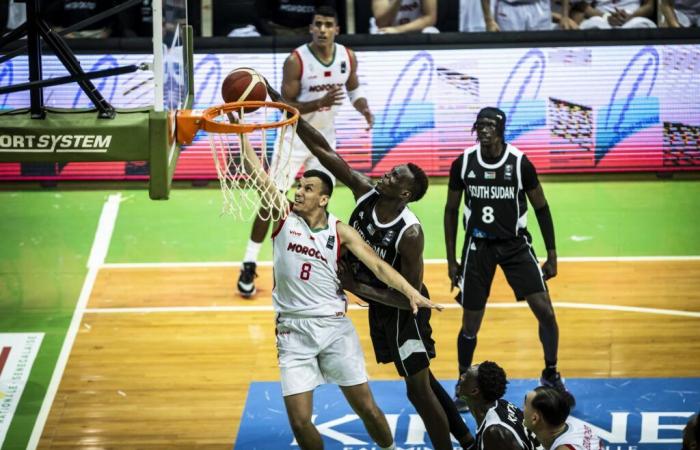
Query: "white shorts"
494 0 553 30
276 315 368 397
269 129 336 191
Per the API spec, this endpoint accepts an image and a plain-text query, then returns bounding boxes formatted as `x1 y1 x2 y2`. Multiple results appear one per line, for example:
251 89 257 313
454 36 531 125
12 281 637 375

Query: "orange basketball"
221 68 267 112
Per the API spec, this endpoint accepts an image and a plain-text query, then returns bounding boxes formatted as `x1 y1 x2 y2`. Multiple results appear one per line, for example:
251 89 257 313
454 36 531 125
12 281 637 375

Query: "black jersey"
346 189 420 290
448 144 539 240
476 399 541 450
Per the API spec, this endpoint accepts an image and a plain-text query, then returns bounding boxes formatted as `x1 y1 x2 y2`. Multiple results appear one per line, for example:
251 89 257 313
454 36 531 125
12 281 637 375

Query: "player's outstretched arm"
266 82 373 200
231 113 289 216
338 222 442 314
339 223 425 310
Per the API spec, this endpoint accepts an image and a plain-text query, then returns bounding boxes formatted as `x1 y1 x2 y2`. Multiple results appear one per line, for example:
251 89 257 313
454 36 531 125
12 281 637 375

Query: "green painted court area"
0 179 699 450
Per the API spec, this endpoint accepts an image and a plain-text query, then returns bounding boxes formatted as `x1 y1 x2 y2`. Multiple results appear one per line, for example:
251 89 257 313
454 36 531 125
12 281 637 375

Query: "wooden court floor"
37 260 700 449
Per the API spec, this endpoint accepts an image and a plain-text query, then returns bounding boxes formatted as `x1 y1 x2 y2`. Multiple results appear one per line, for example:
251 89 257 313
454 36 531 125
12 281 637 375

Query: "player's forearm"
629 3 653 19
284 98 324 115
373 0 401 27
350 283 411 310
444 207 459 265
392 15 436 33
660 3 680 26
352 97 371 117
534 203 556 253
481 0 494 22
371 260 421 303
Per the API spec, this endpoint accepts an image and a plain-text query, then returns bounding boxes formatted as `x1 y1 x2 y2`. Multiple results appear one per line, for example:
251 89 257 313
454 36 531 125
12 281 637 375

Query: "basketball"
221 68 267 112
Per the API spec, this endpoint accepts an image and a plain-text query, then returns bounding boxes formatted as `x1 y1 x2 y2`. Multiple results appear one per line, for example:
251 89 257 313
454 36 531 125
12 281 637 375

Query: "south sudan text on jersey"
467 185 517 199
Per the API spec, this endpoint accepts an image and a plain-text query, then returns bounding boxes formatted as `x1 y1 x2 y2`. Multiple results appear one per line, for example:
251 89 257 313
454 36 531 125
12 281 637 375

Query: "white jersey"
551 420 604 450
272 211 347 317
293 43 352 133
586 0 641 14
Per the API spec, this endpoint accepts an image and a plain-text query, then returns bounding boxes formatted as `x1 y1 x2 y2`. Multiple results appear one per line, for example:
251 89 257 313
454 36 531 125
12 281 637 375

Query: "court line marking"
27 193 122 450
101 255 700 269
84 301 700 318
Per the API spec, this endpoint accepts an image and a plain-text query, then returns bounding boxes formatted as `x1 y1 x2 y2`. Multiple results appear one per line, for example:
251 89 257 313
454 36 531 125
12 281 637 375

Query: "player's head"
293 170 334 213
375 163 428 203
523 386 570 433
458 361 508 405
682 412 699 450
310 5 339 45
472 107 506 144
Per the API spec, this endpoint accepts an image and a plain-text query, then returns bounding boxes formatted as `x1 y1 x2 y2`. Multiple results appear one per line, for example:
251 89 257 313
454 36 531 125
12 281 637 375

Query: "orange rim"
201 101 299 133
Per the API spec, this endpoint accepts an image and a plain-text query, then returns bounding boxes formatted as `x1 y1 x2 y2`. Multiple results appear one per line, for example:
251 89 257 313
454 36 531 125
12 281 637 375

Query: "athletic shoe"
540 369 576 408
237 262 258 298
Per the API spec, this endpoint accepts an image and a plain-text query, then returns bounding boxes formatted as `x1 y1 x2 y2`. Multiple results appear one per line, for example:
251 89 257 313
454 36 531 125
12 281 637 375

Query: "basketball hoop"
176 100 300 221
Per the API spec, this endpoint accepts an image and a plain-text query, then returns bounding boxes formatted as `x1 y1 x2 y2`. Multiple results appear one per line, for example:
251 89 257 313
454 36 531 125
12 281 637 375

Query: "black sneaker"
237 262 258 298
540 369 576 408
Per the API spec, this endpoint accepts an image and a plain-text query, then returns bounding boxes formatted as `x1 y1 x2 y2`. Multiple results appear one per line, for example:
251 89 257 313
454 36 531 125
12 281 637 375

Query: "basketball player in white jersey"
457 361 540 450
238 5 374 298
577 0 656 28
661 0 700 27
235 118 441 450
524 387 605 450
370 0 438 33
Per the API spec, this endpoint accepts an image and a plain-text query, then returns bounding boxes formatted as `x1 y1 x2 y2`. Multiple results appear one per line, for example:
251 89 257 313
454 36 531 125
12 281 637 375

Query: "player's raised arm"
267 82 373 199
279 52 344 115
337 222 442 315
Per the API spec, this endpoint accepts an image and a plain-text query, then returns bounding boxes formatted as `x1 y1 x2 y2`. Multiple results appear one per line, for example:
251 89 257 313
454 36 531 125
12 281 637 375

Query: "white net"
206 105 298 221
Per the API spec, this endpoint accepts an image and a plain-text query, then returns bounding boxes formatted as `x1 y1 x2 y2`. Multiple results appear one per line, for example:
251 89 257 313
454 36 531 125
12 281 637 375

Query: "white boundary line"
84 301 700 318
101 255 700 269
27 194 122 450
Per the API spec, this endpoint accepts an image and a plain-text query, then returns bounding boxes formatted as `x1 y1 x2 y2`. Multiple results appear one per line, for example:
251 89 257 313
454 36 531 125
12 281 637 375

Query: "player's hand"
319 86 345 109
608 8 628 26
264 78 283 102
485 18 500 32
560 16 579 30
409 293 444 315
378 26 400 34
448 260 462 292
541 254 558 280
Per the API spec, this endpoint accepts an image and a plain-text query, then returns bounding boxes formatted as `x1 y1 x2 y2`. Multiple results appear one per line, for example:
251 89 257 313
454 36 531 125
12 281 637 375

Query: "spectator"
257 0 342 36
370 0 439 33
4 0 26 32
682 412 698 450
551 0 580 28
660 0 700 27
481 0 567 31
44 0 114 38
460 0 488 31
577 0 656 28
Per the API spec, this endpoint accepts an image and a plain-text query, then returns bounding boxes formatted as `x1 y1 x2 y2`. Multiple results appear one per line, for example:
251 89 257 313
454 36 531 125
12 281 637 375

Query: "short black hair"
531 386 570 426
303 169 333 197
476 361 508 402
406 163 429 202
313 5 338 22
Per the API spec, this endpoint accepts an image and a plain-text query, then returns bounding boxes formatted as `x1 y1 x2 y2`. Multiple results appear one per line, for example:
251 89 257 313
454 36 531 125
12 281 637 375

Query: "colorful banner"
1 44 699 180
236 378 700 450
0 333 43 447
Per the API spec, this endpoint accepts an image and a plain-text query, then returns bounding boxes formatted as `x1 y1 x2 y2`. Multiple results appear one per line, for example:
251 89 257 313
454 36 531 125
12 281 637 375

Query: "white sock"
379 443 396 450
243 240 262 263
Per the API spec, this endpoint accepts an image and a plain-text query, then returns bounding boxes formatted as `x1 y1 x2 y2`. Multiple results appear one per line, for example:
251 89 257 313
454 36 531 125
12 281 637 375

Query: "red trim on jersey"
293 50 303 78
271 215 288 239
0 347 10 376
335 220 341 262
345 46 354 73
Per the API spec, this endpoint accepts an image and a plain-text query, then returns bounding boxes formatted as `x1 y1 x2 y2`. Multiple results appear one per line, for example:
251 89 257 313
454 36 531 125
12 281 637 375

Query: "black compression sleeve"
535 204 556 251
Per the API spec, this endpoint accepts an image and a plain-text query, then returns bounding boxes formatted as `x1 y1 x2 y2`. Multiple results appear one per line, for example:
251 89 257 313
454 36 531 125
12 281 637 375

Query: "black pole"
25 0 44 119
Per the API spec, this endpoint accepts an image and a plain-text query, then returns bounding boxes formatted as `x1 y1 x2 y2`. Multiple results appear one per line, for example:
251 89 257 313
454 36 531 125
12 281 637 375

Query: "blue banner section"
236 378 700 450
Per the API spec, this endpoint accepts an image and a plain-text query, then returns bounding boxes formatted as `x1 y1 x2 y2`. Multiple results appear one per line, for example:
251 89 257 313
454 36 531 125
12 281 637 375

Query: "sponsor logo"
0 334 43 447
308 83 344 93
286 242 327 262
381 229 396 246
289 230 302 237
504 164 513 180
467 170 476 179
326 235 335 250
340 61 347 74
0 134 113 153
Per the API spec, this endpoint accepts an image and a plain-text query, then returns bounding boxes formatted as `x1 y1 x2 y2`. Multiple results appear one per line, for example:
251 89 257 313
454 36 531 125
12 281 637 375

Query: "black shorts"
457 232 548 311
366 287 436 377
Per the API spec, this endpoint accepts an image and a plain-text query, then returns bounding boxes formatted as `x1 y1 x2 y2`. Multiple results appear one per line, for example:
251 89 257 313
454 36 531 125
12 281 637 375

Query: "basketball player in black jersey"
267 83 476 450
457 361 540 450
444 107 574 409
